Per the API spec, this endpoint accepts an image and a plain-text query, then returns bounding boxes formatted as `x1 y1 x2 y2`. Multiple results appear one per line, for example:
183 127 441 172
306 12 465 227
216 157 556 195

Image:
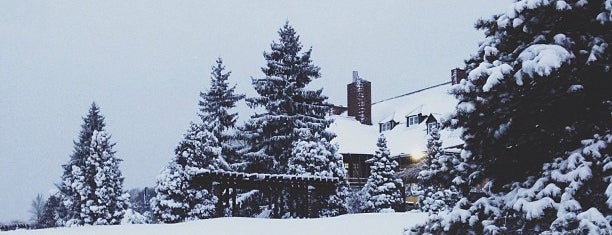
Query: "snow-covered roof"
329 83 462 157
370 83 456 124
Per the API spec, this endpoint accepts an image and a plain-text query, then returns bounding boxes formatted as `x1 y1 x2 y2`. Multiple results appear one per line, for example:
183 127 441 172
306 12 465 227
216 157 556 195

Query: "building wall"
342 153 372 187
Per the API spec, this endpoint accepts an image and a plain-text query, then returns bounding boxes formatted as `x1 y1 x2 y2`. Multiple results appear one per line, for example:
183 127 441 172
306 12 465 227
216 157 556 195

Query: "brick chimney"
451 68 467 85
347 71 372 125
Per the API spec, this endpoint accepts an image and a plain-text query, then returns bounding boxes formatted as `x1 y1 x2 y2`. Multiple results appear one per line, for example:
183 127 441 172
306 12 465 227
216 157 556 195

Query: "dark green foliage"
56 103 128 226
37 194 64 228
240 22 334 174
410 1 611 234
57 103 106 223
199 58 245 168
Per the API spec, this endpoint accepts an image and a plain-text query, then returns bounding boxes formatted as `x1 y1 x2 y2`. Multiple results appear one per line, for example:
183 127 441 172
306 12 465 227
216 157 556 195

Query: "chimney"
347 71 372 125
451 68 467 85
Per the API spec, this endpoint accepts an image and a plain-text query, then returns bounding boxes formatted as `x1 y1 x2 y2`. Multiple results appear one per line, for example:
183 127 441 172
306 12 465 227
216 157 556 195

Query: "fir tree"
56 103 128 226
409 1 611 234
38 194 63 228
150 162 189 223
362 134 404 212
288 130 349 216
57 103 105 224
151 123 223 223
84 130 129 225
416 126 466 213
199 58 245 169
240 22 334 174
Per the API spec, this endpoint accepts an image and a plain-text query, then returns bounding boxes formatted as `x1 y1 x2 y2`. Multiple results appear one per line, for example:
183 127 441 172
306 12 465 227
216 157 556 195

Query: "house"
329 69 467 187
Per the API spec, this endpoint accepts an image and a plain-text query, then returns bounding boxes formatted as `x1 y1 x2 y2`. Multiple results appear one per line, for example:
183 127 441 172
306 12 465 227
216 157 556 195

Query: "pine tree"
409 1 611 234
416 126 466 213
56 103 128 226
150 162 189 223
199 58 245 169
240 22 334 174
288 130 349 216
151 123 223 223
57 103 105 225
84 130 129 225
288 131 335 177
38 194 63 228
362 134 404 212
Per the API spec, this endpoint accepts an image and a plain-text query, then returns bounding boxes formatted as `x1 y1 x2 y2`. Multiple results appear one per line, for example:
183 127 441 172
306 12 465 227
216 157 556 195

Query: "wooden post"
232 184 238 216
213 182 223 217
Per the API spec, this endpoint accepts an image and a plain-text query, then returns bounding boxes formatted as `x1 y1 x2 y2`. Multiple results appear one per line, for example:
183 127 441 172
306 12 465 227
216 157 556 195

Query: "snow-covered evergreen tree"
362 135 404 212
288 131 350 217
288 131 335 177
38 194 63 228
57 103 105 225
150 162 189 223
416 126 467 213
83 130 129 225
199 58 245 169
240 22 334 174
151 123 223 223
409 1 611 234
56 103 128 226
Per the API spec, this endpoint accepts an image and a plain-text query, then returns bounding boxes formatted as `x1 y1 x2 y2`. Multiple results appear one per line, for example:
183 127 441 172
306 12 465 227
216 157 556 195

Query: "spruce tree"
362 134 404 212
288 130 349 216
56 103 128 226
150 162 189 223
409 1 611 234
151 123 223 223
240 22 334 174
84 130 129 225
416 126 466 213
38 194 63 228
199 58 245 169
57 103 105 224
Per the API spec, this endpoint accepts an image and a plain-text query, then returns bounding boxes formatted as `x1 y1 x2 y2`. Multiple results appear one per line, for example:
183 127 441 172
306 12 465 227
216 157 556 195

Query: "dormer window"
407 115 419 127
427 122 439 134
380 121 395 132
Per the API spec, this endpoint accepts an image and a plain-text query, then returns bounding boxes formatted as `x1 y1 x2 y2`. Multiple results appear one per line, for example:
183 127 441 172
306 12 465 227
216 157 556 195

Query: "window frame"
407 115 419 126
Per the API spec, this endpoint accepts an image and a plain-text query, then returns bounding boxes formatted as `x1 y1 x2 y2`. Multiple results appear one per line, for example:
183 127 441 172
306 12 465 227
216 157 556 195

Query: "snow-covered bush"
121 209 147 225
346 189 368 214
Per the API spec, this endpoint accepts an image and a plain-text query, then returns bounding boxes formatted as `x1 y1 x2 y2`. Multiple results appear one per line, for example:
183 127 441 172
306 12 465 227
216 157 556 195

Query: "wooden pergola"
190 170 339 218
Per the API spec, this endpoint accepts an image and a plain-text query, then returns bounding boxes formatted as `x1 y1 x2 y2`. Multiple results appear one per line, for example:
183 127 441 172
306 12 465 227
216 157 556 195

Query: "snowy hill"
5 212 426 235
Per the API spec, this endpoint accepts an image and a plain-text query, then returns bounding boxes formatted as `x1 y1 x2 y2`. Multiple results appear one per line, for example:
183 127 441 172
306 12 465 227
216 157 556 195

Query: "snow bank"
7 212 427 235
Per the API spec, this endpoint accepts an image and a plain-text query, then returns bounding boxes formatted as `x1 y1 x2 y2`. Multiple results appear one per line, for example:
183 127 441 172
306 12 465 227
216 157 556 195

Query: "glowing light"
410 150 426 162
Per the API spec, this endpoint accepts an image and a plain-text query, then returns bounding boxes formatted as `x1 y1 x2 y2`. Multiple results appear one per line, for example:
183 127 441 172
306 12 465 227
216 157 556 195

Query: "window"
380 121 394 132
427 122 439 133
407 115 419 126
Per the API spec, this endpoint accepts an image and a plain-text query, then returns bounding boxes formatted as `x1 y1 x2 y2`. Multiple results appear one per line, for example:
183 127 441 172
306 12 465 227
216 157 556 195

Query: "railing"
347 177 367 187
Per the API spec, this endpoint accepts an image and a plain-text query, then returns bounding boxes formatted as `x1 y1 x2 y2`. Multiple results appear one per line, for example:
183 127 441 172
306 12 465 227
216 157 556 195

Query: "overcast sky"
0 0 510 222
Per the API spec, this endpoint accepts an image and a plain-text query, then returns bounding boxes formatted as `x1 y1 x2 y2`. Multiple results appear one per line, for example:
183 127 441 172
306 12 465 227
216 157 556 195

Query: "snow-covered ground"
6 212 426 235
